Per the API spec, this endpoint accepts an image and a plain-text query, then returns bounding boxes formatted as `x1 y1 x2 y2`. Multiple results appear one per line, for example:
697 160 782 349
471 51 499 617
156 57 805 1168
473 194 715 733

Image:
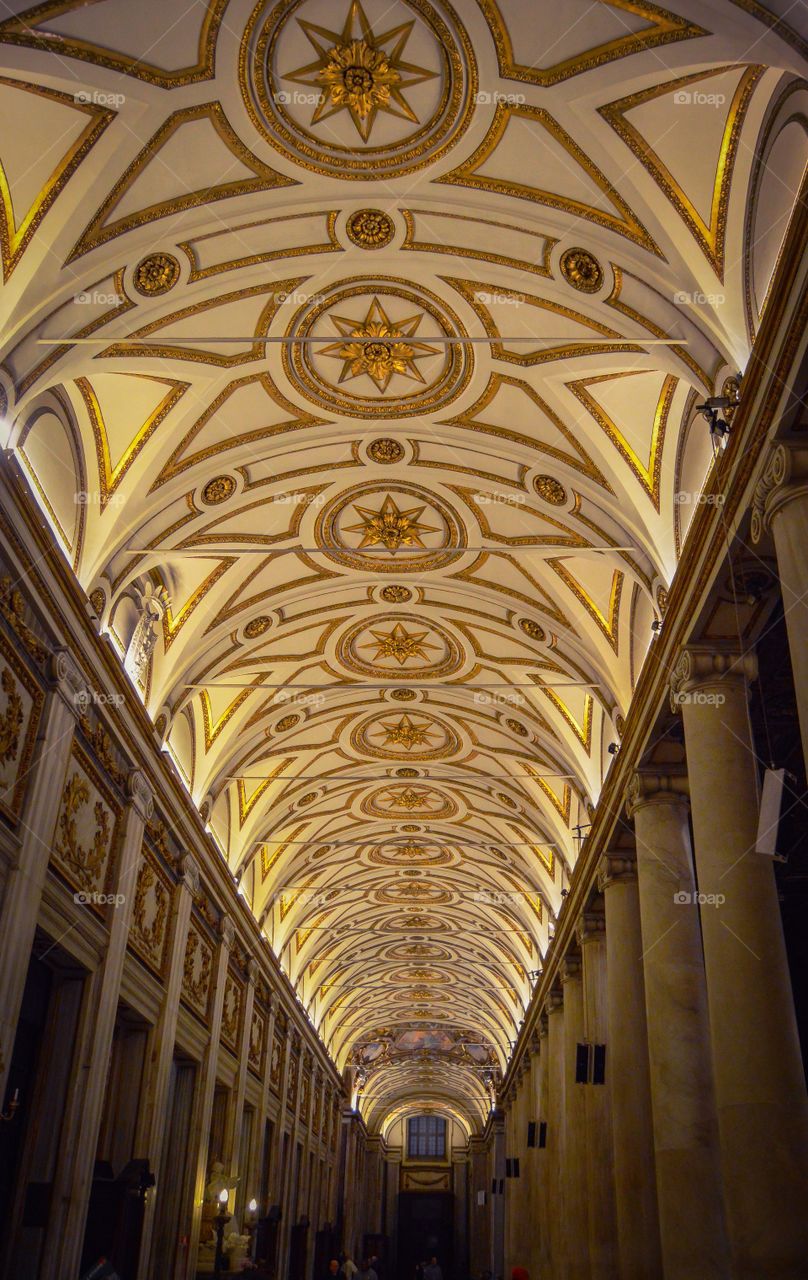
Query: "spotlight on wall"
651 619 663 634
607 742 620 756
696 397 733 449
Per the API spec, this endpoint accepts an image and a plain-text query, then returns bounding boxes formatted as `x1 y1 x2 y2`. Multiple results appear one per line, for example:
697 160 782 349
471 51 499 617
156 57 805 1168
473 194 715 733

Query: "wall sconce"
1 1088 19 1122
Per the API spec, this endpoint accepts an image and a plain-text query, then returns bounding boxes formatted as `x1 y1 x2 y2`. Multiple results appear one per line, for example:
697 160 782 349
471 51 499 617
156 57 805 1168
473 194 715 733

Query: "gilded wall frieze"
0 635 44 823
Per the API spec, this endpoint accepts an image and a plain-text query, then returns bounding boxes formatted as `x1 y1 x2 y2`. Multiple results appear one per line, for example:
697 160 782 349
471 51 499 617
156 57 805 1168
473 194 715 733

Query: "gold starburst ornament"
282 1 437 143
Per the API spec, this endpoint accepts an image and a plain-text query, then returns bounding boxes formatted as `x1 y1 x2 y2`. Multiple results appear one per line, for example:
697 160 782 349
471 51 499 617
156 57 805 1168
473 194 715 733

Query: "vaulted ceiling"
1 0 806 1133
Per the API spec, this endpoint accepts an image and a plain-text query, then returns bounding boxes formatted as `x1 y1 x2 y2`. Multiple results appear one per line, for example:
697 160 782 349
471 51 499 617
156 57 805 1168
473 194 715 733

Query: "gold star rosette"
344 493 441 551
282 0 438 142
320 298 441 393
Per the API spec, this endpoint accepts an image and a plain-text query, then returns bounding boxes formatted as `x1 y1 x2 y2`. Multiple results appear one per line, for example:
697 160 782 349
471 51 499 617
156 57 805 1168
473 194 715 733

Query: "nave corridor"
1 0 808 1277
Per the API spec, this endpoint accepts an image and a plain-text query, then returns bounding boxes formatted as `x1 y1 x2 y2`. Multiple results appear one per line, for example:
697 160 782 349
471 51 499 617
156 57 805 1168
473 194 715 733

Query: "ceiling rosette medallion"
360 784 458 818
316 481 464 573
283 279 472 417
337 612 464 678
351 708 460 759
241 0 477 179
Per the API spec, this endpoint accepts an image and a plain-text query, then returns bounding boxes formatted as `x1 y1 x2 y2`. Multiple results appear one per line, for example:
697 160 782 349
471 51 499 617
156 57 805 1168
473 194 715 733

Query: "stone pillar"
523 1035 541 1280
247 989 277 1217
0 649 83 1099
279 1037 305 1267
577 910 618 1278
560 956 590 1279
187 915 235 1275
136 853 199 1280
672 647 808 1275
535 1016 551 1278
752 439 808 767
598 852 662 1279
228 958 259 1208
51 769 153 1280
544 990 565 1276
626 770 731 1277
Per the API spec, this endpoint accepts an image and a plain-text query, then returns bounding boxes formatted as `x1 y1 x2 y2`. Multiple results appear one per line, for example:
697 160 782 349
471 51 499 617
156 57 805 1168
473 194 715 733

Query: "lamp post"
214 1189 229 1280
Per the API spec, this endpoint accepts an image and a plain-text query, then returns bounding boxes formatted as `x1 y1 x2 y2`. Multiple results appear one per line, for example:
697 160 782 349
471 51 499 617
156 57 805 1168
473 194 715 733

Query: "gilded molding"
599 65 765 280
0 0 229 85
68 101 297 261
0 77 114 280
477 0 706 86
439 104 662 255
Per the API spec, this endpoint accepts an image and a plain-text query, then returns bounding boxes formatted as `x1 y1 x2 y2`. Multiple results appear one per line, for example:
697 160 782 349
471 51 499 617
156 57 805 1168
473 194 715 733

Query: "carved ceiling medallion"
337 612 464 678
283 280 471 417
244 0 477 179
361 785 458 819
351 709 459 758
317 482 464 573
347 208 396 248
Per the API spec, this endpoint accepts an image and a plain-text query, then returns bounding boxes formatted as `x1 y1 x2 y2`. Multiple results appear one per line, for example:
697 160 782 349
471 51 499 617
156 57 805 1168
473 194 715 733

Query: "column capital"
220 914 236 949
126 768 154 821
670 645 757 707
539 1011 549 1040
598 849 638 890
625 769 689 819
181 853 201 895
751 438 808 542
546 986 564 1014
246 956 260 986
576 909 606 946
561 953 582 984
48 647 87 717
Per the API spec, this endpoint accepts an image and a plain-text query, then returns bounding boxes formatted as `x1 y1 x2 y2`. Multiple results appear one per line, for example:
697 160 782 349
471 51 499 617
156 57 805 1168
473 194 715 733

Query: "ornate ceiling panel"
1 0 806 1129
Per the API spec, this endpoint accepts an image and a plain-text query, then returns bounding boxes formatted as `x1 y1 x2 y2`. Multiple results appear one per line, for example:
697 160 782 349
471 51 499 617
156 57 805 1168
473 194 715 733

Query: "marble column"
535 1016 551 1278
672 647 808 1275
51 769 153 1280
752 439 808 767
626 770 731 1277
136 853 199 1280
577 910 618 1278
523 1035 541 1280
598 852 661 1280
187 915 235 1275
227 958 259 1215
544 990 565 1277
0 649 84 1101
250 991 278 1214
560 956 590 1279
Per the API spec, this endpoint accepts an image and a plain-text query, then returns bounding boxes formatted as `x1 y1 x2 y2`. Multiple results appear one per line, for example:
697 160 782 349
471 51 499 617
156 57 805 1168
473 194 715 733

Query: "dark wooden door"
396 1193 454 1280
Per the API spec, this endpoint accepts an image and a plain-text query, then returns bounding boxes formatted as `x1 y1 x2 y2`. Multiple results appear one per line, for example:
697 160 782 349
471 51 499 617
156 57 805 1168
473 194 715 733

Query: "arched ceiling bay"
1 0 807 1130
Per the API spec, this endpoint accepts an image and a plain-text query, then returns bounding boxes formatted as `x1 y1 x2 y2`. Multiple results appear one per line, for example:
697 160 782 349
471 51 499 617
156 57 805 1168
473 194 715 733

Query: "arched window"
407 1115 446 1159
